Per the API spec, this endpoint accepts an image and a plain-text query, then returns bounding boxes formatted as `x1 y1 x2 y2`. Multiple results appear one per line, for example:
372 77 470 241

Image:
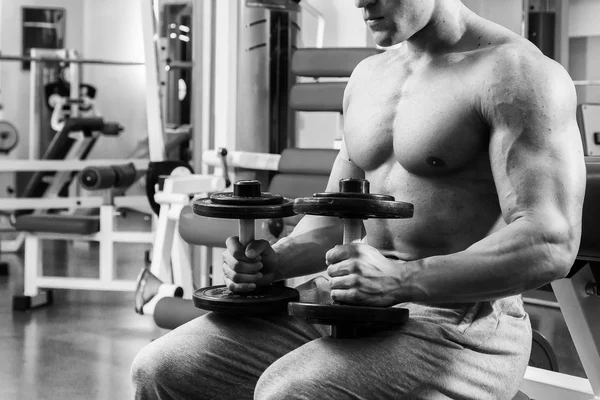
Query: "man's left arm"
397 53 586 303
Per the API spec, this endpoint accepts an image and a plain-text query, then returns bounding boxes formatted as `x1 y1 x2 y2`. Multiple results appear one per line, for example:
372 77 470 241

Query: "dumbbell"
192 180 300 314
288 178 414 338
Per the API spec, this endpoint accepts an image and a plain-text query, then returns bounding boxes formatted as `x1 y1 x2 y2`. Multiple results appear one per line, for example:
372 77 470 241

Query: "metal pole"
141 0 166 162
574 80 600 86
29 50 42 160
0 55 144 65
68 50 80 118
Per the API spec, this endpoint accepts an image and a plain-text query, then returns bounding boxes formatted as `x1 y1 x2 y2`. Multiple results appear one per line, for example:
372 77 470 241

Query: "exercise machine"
12 162 152 310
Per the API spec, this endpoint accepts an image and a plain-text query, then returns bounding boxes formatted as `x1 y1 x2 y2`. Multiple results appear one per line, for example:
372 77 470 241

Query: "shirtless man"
131 0 585 399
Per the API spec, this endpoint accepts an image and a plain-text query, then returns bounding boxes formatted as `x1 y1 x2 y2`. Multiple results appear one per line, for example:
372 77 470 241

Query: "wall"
81 0 147 159
0 0 84 160
462 0 524 35
569 0 600 37
569 36 600 104
566 0 600 104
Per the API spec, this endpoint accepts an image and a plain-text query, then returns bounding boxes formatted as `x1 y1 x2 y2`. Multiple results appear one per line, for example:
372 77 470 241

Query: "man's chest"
344 63 489 176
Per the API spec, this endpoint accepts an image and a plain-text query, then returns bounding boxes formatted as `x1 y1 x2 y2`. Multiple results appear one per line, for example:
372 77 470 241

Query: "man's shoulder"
478 38 569 91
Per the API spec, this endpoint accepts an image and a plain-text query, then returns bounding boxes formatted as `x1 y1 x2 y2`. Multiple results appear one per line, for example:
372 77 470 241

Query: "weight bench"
12 163 153 310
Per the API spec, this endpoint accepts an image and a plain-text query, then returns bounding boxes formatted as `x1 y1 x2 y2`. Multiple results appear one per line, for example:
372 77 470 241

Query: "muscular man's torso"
344 21 537 261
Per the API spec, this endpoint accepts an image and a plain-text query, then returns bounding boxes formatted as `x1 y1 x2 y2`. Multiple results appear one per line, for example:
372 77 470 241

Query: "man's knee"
255 368 310 400
254 357 333 400
131 343 164 391
130 340 183 398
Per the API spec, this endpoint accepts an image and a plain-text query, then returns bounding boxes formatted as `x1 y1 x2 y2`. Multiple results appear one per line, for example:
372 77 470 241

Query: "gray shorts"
131 277 531 400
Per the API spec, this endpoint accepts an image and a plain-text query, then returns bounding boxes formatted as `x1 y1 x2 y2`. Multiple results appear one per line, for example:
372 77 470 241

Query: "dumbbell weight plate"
193 198 295 219
288 302 409 324
194 285 299 314
294 196 414 219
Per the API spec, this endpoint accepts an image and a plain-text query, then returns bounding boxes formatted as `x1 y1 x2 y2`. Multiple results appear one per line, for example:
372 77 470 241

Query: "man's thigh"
256 296 531 400
131 312 321 400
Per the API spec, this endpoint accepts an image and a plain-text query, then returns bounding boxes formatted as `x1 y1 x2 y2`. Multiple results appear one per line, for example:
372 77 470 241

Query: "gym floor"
0 214 587 400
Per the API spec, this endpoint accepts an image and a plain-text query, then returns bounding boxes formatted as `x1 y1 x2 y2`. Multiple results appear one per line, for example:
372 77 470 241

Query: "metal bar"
523 297 561 309
574 80 600 86
0 158 150 171
520 366 594 400
141 0 167 162
0 55 144 66
69 50 80 118
551 265 600 395
36 277 137 291
165 60 194 69
0 195 149 210
111 232 155 243
202 149 281 170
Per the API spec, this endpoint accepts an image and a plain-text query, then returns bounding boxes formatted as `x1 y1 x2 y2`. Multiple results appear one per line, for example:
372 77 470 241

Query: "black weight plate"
529 330 559 372
193 285 299 314
294 197 414 219
288 302 409 324
313 192 395 201
211 191 284 206
193 197 295 219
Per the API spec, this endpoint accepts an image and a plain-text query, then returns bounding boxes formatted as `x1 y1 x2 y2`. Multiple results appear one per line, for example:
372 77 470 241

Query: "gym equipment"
192 180 299 315
577 104 600 156
518 158 600 399
145 161 194 216
153 297 206 330
11 117 125 219
133 164 227 317
134 268 183 315
288 178 413 338
0 120 19 154
12 161 154 311
79 163 139 190
529 330 560 372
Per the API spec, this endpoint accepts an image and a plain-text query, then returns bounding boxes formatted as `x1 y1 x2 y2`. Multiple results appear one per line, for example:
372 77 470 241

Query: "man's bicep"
486 63 585 225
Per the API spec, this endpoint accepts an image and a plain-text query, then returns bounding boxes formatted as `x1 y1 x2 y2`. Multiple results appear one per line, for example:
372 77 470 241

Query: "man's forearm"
400 218 576 303
272 215 344 281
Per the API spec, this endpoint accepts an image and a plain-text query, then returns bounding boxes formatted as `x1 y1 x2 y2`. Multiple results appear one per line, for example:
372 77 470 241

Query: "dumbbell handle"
343 219 363 245
239 219 255 247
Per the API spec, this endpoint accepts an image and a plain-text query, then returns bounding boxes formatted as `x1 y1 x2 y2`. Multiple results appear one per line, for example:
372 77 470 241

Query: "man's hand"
325 243 405 307
222 237 280 292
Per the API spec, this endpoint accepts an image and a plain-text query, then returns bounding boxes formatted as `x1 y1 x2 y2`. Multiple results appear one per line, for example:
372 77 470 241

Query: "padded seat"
14 215 100 235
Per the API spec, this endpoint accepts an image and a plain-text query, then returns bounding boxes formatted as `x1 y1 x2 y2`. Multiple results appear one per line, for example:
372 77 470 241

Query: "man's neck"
406 1 473 55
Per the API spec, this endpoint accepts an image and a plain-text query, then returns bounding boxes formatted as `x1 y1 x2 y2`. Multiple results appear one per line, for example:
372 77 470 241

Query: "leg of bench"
13 234 52 310
99 205 115 282
24 234 41 297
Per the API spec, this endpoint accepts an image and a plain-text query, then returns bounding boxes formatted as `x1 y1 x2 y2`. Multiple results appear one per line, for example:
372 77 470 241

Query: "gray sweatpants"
131 277 531 400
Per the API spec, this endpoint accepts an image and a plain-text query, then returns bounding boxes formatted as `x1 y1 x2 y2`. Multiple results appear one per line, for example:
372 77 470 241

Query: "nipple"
426 156 446 168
